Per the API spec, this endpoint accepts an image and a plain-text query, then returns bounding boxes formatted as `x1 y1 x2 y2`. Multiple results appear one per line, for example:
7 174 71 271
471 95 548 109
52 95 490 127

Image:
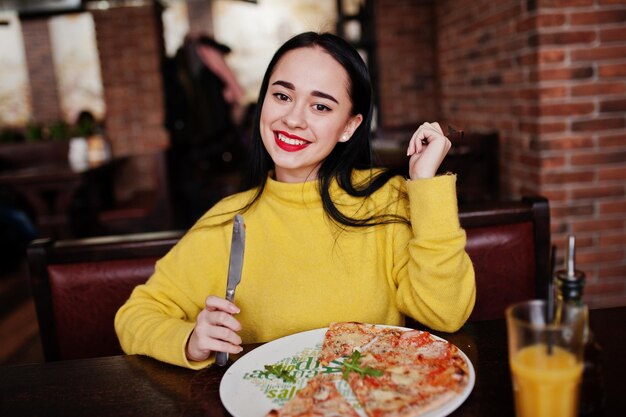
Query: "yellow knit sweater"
115 172 475 369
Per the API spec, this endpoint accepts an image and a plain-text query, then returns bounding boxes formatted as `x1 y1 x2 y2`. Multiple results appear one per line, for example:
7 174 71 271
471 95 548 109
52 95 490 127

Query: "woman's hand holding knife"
186 214 246 363
185 296 243 362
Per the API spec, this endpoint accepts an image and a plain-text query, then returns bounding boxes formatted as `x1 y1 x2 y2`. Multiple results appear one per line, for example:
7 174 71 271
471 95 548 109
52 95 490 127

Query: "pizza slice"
265 374 360 417
395 330 469 391
346 329 469 417
348 370 458 417
318 322 385 366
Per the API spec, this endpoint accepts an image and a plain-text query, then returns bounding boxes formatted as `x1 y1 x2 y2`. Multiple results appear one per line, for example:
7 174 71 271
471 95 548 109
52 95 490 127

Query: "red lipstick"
274 131 310 152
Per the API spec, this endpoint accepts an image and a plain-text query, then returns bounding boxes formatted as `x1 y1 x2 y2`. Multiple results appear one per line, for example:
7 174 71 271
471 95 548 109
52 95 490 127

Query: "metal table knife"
215 214 245 366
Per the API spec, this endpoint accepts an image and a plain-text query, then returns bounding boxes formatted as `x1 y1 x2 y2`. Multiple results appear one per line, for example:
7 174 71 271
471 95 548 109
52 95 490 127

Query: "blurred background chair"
94 152 174 236
373 130 500 204
27 230 182 361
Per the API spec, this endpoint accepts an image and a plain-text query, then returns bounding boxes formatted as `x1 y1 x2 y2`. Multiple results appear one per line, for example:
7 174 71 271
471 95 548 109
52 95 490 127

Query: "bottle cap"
555 235 586 301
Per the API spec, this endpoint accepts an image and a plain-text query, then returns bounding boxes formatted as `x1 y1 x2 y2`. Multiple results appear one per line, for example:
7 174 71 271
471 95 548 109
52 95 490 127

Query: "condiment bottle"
553 236 606 417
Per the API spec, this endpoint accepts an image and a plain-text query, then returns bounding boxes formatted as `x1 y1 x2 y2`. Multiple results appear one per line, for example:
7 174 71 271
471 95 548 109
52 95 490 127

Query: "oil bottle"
553 236 606 417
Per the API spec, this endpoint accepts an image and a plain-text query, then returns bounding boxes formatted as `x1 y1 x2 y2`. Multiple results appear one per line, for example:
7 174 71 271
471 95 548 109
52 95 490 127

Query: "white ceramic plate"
219 326 475 417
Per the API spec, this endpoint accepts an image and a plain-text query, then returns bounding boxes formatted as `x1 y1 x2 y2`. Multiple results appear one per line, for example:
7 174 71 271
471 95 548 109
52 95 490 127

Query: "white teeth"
277 133 307 146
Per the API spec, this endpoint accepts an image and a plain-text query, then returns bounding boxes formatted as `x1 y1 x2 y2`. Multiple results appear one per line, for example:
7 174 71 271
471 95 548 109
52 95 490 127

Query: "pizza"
346 329 470 417
265 374 360 417
266 322 470 417
318 322 386 366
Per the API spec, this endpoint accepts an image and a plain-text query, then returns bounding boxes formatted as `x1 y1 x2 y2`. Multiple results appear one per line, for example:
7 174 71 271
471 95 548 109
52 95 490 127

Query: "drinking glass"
506 299 587 417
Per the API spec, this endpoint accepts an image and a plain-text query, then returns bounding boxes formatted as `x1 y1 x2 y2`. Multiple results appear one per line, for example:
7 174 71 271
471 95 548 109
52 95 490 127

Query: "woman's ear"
339 114 364 142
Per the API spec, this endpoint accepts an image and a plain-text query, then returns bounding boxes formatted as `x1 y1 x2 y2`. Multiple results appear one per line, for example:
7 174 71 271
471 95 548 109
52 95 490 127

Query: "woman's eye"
273 93 290 101
314 104 331 112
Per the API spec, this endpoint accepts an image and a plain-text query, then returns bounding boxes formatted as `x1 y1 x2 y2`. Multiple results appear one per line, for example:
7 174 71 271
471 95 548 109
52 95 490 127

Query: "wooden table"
0 160 119 239
1 307 624 417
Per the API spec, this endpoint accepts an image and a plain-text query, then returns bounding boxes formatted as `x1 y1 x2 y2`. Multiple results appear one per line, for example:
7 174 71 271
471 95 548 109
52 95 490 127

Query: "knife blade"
215 214 245 366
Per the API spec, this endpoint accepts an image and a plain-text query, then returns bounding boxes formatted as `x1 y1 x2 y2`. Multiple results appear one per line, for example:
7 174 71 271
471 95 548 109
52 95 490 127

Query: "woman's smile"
275 130 311 152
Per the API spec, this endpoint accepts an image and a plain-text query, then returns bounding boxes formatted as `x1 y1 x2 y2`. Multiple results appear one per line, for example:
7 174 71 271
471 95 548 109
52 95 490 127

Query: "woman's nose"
281 104 307 129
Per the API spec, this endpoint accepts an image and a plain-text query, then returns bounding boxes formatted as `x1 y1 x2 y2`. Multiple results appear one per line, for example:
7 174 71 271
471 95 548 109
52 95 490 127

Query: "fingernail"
237 346 244 353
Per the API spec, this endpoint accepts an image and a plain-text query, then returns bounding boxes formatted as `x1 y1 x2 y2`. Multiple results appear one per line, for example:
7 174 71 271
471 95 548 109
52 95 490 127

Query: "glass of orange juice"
506 300 587 417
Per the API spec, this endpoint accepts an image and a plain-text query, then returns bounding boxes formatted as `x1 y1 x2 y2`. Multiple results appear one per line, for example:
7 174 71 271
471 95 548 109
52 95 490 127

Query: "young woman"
115 32 475 369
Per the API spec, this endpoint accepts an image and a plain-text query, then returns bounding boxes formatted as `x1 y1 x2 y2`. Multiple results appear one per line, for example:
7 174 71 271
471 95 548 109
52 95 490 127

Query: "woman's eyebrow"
271 80 339 104
311 90 338 104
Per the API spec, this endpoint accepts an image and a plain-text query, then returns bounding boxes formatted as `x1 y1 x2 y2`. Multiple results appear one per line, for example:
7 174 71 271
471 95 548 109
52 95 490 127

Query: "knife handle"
216 351 228 366
215 290 235 366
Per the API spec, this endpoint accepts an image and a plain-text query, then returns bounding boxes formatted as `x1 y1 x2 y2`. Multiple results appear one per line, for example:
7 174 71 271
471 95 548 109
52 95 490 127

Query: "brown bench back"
27 231 183 361
461 196 550 321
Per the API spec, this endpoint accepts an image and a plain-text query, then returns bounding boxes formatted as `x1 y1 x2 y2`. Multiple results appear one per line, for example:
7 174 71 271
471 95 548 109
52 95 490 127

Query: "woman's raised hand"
406 122 452 180
185 295 243 362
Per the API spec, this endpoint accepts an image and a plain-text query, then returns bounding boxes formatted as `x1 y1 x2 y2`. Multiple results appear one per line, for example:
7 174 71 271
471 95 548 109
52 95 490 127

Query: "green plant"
25 123 44 142
48 121 71 141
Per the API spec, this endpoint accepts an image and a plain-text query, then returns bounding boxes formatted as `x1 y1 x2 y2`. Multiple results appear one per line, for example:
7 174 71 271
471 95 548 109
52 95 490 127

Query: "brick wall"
374 0 439 128
531 0 626 307
430 0 626 308
91 5 168 157
91 4 169 193
21 18 62 125
435 0 535 197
